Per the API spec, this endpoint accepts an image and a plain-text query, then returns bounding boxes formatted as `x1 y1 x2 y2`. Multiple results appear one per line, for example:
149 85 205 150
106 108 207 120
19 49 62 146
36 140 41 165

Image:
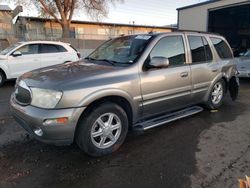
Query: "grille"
15 84 32 105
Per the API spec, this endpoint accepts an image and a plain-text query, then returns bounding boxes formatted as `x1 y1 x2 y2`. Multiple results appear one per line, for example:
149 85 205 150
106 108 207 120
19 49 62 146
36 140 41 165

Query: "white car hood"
0 55 7 60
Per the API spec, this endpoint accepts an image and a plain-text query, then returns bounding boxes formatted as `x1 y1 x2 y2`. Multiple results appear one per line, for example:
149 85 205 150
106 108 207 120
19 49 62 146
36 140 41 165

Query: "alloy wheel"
211 82 223 105
91 113 122 149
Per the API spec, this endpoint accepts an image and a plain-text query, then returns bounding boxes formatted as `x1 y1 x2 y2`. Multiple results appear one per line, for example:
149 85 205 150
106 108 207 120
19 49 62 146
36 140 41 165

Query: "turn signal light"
43 117 68 126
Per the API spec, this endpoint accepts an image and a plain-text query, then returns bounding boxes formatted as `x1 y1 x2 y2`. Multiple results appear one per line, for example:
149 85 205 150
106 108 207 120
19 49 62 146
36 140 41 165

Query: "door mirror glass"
12 51 22 57
149 56 169 68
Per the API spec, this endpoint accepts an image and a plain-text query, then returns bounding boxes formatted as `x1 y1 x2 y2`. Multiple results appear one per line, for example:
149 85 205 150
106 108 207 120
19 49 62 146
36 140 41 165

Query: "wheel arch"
74 95 136 140
0 68 7 79
204 73 228 102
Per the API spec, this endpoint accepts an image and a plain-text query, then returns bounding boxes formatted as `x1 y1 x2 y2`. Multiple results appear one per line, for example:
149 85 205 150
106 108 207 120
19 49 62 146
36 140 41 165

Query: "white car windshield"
0 43 22 55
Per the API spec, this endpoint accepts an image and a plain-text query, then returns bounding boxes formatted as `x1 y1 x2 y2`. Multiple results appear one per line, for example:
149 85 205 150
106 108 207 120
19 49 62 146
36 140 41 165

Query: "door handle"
180 72 188 77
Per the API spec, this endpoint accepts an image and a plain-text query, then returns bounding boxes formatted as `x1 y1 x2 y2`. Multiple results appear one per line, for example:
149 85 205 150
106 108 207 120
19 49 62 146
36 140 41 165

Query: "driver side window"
149 36 186 67
16 44 39 55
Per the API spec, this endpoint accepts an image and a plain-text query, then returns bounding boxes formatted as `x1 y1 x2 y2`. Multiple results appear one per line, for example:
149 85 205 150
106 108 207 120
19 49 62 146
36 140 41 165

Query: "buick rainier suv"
11 32 239 157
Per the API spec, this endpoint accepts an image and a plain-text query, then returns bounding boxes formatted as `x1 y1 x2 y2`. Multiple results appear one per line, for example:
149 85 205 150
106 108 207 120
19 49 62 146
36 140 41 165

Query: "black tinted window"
210 37 233 59
150 36 186 67
40 44 66 53
188 36 206 63
57 45 67 52
202 37 213 61
17 44 39 55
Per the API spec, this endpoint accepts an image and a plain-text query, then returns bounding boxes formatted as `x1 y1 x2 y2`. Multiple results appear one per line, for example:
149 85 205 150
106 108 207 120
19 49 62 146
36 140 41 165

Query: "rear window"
188 36 213 63
40 44 67 53
210 37 233 59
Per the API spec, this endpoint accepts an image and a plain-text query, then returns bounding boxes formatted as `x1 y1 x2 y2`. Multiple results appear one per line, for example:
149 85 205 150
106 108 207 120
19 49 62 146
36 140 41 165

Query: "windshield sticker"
135 35 152 40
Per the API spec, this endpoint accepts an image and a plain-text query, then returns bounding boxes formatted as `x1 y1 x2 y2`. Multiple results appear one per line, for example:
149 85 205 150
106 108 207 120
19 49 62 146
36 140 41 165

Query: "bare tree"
10 0 122 38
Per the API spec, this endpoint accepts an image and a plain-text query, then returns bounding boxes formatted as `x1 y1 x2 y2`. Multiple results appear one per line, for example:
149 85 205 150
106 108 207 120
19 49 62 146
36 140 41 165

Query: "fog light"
43 117 68 126
34 128 43 137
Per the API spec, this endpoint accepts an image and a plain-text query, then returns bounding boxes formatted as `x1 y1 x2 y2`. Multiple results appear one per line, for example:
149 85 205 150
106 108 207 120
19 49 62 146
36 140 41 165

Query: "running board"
133 106 203 131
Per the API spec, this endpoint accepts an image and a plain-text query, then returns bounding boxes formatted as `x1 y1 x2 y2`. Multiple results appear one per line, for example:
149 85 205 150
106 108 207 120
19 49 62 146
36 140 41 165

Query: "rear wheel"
0 71 6 87
206 79 225 109
76 102 128 157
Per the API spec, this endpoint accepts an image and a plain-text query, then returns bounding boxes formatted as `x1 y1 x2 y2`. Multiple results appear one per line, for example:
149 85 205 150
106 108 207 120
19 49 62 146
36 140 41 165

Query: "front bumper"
237 70 250 78
10 95 86 145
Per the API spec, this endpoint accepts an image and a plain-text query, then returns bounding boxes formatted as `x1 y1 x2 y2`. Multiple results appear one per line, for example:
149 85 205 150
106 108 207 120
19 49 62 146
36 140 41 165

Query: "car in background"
0 41 81 86
236 49 250 78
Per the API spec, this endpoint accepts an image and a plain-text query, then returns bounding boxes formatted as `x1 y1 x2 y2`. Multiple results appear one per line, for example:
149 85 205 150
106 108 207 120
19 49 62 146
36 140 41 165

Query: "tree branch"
38 0 62 24
55 0 66 21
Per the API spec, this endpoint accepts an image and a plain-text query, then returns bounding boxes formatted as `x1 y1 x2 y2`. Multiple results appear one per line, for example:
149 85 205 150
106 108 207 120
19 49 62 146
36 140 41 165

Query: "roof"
16 16 174 30
0 5 12 11
177 0 221 11
16 41 69 45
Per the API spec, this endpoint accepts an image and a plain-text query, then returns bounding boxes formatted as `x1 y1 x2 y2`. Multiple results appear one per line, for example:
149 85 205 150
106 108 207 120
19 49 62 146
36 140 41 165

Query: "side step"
133 106 203 131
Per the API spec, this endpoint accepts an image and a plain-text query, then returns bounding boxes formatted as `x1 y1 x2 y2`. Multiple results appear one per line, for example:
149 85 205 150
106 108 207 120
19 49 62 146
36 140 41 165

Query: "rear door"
8 43 40 78
140 34 192 118
39 44 68 67
209 37 238 101
187 35 220 104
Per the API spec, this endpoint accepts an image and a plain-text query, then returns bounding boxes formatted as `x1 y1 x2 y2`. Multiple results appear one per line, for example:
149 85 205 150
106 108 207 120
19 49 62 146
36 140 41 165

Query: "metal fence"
0 32 118 57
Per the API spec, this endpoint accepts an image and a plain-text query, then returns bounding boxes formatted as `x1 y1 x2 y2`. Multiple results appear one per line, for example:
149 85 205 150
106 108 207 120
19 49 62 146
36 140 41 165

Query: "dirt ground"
0 79 249 188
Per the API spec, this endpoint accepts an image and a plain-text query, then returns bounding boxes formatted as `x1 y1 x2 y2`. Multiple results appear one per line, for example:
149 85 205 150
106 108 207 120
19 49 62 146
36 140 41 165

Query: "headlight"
30 88 62 109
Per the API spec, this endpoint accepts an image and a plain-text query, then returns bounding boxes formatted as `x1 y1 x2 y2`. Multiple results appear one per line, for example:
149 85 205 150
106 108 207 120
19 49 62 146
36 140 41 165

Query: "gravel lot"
0 79 249 188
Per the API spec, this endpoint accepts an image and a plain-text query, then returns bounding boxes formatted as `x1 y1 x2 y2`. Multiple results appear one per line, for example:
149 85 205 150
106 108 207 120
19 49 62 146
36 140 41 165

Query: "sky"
2 0 205 26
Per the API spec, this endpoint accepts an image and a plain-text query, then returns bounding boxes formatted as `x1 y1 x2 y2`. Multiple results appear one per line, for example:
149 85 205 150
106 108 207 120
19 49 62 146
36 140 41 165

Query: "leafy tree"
8 0 122 38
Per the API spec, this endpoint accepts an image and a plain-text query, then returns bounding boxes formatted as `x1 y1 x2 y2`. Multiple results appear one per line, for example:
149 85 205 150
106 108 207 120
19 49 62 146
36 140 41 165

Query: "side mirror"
149 56 169 68
12 51 22 57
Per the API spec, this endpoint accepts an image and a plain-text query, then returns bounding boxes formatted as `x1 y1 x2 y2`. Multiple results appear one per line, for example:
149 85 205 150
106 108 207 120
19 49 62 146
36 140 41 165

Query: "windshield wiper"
85 57 117 66
85 57 133 66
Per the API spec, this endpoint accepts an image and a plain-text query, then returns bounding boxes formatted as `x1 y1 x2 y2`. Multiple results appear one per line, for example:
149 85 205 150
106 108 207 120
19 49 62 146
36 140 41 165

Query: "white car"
236 49 250 78
0 41 81 86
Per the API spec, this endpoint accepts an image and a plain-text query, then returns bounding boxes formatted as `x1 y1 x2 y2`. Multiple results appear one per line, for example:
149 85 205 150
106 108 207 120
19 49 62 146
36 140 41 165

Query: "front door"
140 35 192 118
8 44 40 78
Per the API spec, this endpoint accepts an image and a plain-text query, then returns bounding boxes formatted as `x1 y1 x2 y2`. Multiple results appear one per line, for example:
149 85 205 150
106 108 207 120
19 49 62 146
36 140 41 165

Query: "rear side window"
188 36 213 63
210 37 233 59
40 44 67 53
150 36 186 67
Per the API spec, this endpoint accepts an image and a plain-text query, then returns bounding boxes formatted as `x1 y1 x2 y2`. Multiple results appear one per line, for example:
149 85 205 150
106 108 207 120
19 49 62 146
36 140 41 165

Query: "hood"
20 60 123 90
0 55 7 60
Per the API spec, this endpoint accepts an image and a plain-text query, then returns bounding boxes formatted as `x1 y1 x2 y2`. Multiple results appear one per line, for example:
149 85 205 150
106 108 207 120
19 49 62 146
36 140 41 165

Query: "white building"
177 0 250 55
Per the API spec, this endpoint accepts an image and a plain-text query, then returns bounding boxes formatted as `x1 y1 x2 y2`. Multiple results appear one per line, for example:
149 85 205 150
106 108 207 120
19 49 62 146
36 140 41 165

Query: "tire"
206 79 226 110
0 71 6 87
76 102 128 157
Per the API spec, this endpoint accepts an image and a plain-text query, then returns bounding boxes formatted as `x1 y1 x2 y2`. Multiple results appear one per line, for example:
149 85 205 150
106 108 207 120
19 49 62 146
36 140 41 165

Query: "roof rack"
173 29 221 36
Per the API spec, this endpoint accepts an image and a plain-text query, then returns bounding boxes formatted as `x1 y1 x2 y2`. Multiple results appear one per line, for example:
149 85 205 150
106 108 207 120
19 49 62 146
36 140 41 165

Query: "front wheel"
76 102 128 157
206 79 225 110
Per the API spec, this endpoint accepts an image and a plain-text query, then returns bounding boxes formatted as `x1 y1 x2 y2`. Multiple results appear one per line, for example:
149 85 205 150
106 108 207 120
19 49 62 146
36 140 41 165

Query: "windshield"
0 43 21 55
87 35 152 64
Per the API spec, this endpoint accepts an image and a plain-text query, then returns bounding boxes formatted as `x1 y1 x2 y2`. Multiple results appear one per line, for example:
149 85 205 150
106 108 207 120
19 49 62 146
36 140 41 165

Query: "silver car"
236 49 250 78
11 32 239 157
